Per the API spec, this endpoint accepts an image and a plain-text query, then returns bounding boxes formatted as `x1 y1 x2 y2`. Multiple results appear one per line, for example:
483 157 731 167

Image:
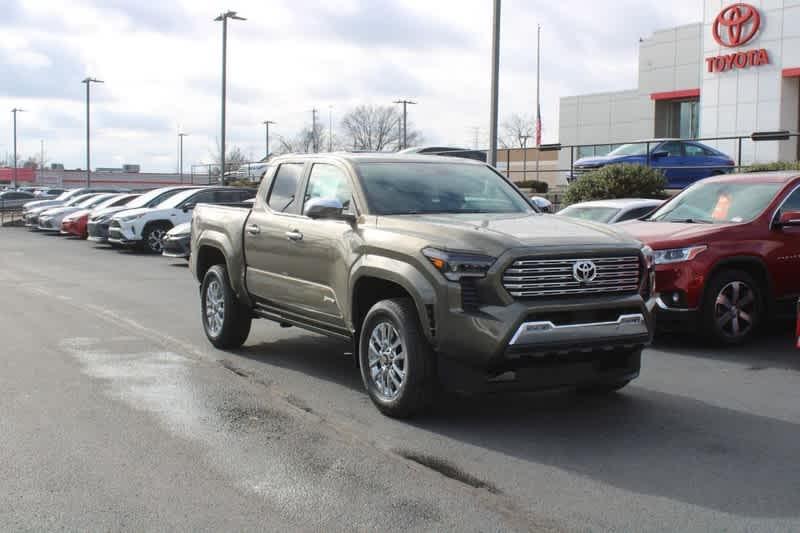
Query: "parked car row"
21 185 256 256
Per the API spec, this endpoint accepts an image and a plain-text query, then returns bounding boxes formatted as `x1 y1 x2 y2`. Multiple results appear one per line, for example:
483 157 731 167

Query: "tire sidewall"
201 265 234 344
359 303 415 412
703 269 763 345
144 223 169 254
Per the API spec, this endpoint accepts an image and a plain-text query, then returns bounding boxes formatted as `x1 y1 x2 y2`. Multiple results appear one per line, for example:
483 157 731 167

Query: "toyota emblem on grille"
573 260 597 283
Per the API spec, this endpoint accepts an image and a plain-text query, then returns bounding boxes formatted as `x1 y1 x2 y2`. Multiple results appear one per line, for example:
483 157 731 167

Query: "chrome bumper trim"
508 313 648 346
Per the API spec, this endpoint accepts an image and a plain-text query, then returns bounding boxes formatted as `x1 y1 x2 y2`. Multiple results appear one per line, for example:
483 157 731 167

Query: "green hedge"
742 161 800 173
225 179 260 188
563 164 667 206
515 180 549 193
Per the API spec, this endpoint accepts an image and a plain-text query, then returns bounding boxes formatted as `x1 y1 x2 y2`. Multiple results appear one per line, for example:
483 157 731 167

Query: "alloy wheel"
205 279 225 337
367 321 406 401
714 280 756 339
148 228 166 252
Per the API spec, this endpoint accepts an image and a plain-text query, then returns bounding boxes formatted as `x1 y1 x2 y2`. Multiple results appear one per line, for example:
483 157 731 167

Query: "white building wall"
700 0 800 163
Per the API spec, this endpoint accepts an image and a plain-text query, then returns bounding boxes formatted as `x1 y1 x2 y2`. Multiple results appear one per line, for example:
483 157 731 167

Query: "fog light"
672 292 680 304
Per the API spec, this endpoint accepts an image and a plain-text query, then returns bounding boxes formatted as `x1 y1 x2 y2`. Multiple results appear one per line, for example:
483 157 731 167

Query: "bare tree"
500 113 536 148
275 122 328 155
340 105 422 152
210 140 251 176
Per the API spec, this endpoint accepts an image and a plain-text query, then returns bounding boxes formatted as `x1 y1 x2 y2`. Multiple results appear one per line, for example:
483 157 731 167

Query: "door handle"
246 224 261 235
285 230 303 241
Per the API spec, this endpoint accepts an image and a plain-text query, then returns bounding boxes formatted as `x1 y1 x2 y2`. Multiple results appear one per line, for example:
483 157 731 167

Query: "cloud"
96 111 172 133
0 39 90 101
82 0 196 33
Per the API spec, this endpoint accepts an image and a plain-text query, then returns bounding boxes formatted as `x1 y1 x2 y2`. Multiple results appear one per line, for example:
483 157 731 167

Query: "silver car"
0 190 36 210
36 194 112 231
558 198 663 224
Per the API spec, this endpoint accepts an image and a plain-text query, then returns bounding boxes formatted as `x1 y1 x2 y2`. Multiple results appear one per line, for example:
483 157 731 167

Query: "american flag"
535 103 542 147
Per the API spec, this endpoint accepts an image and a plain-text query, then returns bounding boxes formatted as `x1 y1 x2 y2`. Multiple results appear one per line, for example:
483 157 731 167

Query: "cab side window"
304 164 353 212
267 163 304 212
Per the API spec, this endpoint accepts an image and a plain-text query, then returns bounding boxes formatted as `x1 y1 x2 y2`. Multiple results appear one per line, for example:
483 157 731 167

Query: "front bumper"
107 220 141 246
24 214 40 228
162 234 190 258
37 217 61 232
87 221 110 242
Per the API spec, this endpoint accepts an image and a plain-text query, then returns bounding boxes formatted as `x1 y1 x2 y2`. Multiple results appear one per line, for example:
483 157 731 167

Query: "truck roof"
269 152 485 166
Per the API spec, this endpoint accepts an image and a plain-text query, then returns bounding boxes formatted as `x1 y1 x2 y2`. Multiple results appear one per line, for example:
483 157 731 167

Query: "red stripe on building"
783 68 800 78
650 88 701 101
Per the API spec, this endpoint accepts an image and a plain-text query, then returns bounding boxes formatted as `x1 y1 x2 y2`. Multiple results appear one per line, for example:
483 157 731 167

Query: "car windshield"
126 188 193 209
158 189 205 209
64 194 96 207
77 194 113 208
559 205 621 223
607 143 651 157
649 182 782 223
54 190 80 201
358 163 531 215
94 194 134 210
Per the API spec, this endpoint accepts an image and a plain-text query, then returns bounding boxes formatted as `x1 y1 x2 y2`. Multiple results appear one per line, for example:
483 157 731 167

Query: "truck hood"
619 220 729 249
376 212 642 255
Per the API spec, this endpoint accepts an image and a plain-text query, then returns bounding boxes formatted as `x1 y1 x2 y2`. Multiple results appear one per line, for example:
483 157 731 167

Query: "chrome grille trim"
503 255 641 298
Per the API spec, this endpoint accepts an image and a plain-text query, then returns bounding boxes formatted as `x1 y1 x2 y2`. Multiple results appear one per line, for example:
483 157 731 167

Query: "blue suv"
571 139 735 189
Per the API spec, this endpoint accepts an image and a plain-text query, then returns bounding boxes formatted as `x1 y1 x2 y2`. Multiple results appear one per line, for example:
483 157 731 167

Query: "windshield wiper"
664 218 712 224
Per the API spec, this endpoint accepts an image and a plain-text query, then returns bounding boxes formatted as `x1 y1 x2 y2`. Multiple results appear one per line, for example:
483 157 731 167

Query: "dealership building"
559 1 800 171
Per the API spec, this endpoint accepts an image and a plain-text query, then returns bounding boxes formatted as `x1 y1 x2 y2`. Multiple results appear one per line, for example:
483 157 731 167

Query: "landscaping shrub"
514 180 549 193
742 161 800 173
563 164 666 205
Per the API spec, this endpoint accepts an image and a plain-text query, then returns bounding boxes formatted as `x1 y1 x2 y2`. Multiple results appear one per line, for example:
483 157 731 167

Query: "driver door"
651 141 686 188
768 185 800 299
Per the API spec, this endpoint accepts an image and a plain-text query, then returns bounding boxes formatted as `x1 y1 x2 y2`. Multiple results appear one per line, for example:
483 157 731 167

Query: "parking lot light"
215 10 246 184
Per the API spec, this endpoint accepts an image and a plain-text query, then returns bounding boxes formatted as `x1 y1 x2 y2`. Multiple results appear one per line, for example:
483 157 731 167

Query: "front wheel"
143 223 170 254
201 264 252 349
358 298 435 418
702 269 763 346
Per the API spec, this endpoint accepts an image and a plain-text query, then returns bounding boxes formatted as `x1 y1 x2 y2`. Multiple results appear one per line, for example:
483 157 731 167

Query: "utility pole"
82 77 103 187
328 106 333 152
262 120 275 160
215 10 246 184
11 108 24 189
178 132 189 183
393 99 417 150
488 0 501 166
311 108 318 152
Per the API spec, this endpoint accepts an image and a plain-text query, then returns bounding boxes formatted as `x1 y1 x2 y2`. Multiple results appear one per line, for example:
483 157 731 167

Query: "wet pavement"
2 227 800 532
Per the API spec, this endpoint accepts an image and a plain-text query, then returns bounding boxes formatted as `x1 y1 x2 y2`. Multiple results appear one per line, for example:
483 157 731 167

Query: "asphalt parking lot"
2 226 800 532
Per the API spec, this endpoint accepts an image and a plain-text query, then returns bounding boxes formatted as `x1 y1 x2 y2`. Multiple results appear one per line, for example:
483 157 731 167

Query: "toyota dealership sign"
706 3 769 73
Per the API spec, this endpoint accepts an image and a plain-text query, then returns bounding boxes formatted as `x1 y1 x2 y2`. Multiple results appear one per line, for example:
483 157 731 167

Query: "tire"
358 298 435 418
576 380 631 395
201 264 252 349
701 269 763 346
142 222 171 254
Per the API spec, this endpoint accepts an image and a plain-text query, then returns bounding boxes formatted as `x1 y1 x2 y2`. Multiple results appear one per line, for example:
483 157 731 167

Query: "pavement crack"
396 450 501 494
220 360 251 378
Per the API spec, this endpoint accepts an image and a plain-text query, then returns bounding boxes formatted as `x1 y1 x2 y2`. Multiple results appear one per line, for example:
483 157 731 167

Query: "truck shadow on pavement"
235 333 800 519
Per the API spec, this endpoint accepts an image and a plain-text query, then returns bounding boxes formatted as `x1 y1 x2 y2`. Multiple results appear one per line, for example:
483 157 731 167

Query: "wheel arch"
703 255 774 313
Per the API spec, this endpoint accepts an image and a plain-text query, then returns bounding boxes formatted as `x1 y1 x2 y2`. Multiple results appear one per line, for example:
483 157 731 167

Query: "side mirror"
651 150 668 159
777 211 800 227
303 198 355 222
182 203 196 213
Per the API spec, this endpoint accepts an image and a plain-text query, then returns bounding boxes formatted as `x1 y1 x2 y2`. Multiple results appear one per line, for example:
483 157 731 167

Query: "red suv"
622 172 800 345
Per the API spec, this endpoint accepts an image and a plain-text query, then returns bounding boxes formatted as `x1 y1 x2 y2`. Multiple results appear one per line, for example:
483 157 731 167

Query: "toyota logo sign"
572 260 597 283
713 3 761 48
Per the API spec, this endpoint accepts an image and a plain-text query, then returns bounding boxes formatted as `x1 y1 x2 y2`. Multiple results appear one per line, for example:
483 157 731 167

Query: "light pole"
393 99 417 149
11 108 25 189
311 108 319 152
488 0 501 166
262 120 275 160
215 10 246 183
178 132 189 183
82 77 103 187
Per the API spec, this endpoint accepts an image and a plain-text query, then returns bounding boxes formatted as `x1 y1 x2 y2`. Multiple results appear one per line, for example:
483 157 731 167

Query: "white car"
37 193 117 232
557 198 663 224
108 187 255 253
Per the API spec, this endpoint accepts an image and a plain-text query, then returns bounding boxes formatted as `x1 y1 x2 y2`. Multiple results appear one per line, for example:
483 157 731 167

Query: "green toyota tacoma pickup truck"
190 153 656 417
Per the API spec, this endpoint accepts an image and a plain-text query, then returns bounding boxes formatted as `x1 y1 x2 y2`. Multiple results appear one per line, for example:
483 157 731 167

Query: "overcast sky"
1 0 701 173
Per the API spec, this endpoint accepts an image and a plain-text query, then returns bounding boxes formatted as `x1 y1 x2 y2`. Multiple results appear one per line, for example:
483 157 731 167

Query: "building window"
655 99 699 139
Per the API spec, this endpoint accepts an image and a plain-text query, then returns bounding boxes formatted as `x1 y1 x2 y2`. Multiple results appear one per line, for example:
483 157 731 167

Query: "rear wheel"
143 222 170 254
201 264 251 349
702 269 763 346
358 298 435 418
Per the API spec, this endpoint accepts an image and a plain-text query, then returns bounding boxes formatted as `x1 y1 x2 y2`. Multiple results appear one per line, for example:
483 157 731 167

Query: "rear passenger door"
244 162 307 308
769 184 800 299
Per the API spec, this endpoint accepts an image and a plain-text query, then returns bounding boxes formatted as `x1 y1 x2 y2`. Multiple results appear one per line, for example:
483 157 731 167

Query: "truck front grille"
503 255 641 298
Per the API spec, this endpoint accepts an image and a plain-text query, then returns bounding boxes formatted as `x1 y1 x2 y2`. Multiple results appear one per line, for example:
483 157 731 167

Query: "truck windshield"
649 182 781 224
358 163 531 215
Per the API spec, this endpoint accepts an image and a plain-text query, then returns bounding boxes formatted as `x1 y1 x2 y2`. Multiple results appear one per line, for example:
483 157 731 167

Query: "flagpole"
535 24 541 177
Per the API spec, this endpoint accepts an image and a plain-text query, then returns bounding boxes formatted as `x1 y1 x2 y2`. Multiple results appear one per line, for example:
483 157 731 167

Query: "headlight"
653 245 707 265
422 248 496 281
118 213 143 222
